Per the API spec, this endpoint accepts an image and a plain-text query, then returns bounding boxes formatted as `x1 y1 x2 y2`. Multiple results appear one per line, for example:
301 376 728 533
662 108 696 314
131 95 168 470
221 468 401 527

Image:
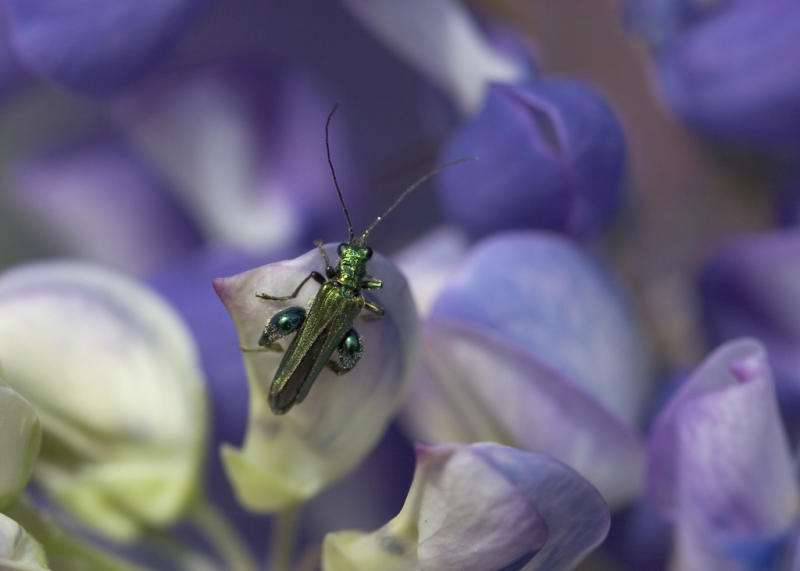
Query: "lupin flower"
0 261 208 541
213 244 418 511
647 338 800 570
344 0 626 238
626 0 800 146
4 0 205 94
323 442 610 571
403 232 649 507
697 230 800 424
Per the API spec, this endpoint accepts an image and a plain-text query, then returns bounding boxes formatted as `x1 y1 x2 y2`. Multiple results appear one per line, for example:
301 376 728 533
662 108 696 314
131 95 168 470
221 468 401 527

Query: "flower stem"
7 497 147 571
188 499 258 571
268 506 299 571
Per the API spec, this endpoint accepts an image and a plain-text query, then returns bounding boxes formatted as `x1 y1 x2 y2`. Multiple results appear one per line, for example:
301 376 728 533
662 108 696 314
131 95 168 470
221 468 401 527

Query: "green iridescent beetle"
248 105 472 415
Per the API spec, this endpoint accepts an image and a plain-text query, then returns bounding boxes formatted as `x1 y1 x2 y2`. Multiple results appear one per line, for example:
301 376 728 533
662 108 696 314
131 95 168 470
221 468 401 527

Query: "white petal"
0 382 40 511
393 227 469 317
214 245 418 510
323 442 609 571
116 74 301 251
0 513 48 570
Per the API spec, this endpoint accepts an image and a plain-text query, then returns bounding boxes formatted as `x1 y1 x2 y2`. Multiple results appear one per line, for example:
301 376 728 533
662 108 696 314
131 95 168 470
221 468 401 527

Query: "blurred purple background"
2 0 800 569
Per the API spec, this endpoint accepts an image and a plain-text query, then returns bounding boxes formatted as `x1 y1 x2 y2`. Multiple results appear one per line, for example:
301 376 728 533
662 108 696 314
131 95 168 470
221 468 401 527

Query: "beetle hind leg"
259 306 306 347
327 328 363 375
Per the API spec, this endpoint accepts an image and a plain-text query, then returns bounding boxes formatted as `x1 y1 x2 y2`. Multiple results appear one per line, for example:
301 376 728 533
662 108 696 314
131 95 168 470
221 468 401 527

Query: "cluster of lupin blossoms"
0 1 799 570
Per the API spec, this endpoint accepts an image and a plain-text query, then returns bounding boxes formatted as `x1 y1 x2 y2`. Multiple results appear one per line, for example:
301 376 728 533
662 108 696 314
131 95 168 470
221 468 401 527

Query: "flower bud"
437 80 626 238
0 261 208 540
647 339 798 569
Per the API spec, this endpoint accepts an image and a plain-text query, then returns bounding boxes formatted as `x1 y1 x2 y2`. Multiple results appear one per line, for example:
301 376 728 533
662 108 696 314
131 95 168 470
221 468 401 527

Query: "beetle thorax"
337 244 369 289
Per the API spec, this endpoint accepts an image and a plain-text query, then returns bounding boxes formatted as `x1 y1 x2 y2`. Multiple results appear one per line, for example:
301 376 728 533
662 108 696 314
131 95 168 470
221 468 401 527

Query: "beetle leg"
240 342 283 353
259 306 306 346
314 240 337 279
361 300 384 321
256 271 325 301
326 360 349 375
327 328 363 374
360 277 383 290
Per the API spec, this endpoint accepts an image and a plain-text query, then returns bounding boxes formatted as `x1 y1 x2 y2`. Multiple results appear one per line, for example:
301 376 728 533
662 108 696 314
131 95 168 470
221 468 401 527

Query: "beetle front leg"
256 271 325 302
360 300 384 321
360 277 382 290
314 240 337 279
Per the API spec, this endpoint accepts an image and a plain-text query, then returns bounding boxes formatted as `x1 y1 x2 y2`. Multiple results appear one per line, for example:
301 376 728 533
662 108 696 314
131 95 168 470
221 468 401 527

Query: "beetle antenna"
326 103 355 242
360 156 476 242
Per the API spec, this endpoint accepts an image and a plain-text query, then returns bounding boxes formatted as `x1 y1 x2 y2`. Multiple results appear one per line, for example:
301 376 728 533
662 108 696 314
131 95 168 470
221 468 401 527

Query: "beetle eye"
365 246 373 260
337 243 346 257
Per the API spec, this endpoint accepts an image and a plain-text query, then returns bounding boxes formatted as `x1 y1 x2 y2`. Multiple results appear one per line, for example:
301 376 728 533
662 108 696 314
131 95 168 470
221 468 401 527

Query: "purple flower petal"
11 141 202 275
322 442 609 571
647 339 798 570
469 443 611 570
437 79 626 237
414 443 549 570
430 232 650 425
653 0 800 145
213 245 418 510
5 0 204 94
698 231 800 415
412 320 644 508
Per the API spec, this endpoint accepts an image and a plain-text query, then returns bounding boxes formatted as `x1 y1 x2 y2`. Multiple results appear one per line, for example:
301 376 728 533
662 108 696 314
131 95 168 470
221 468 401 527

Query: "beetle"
246 105 473 415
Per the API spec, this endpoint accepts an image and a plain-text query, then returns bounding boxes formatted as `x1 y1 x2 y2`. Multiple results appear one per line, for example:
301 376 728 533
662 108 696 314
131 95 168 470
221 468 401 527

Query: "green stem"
7 497 147 571
268 506 299 571
188 499 258 571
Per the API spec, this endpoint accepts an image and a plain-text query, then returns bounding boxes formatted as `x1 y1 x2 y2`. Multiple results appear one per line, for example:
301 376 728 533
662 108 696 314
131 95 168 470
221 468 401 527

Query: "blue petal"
5 0 205 94
437 79 626 238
